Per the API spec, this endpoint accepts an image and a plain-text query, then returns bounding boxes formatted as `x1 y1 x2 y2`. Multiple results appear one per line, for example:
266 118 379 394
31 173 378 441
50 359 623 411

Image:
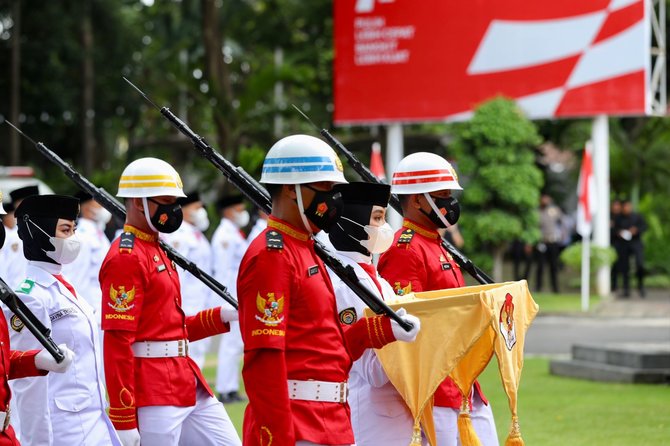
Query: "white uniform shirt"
0 225 28 289
62 218 111 323
326 248 417 446
247 218 268 245
162 221 215 315
211 218 247 302
5 262 119 446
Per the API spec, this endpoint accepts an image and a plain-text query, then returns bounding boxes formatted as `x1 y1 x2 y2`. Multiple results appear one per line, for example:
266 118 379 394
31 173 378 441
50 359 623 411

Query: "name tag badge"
157 264 167 272
308 265 319 277
441 262 452 271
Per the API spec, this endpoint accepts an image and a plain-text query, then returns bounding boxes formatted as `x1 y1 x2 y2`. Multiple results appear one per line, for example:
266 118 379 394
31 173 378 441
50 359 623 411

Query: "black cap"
216 195 244 211
15 195 80 222
74 190 93 204
334 182 390 208
177 191 201 207
10 185 40 204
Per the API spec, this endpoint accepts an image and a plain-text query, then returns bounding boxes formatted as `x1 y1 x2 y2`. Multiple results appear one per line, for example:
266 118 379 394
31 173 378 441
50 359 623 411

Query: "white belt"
288 380 348 403
131 340 189 358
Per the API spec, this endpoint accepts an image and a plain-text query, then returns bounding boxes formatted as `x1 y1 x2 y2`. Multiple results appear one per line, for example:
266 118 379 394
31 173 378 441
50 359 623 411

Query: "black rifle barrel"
0 277 65 362
315 125 494 285
133 92 412 331
6 122 237 309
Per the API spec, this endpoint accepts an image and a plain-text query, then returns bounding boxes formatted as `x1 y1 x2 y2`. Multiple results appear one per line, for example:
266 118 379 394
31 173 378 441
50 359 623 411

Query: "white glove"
220 307 239 322
117 428 141 446
35 344 74 373
390 308 421 343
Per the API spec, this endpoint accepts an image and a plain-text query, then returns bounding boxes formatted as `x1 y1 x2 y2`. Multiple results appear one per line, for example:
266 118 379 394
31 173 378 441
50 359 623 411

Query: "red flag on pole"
576 141 596 237
370 142 386 180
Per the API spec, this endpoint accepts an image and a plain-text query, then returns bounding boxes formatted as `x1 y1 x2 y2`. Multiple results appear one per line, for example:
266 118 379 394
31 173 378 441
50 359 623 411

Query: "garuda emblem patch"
255 292 285 326
109 285 136 313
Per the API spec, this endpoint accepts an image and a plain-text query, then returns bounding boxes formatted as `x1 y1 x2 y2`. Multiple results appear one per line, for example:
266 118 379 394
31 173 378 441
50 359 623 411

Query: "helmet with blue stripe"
261 134 348 185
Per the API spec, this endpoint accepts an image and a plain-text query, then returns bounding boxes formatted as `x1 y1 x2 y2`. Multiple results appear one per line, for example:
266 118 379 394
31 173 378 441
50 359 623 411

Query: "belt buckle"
338 382 348 403
177 340 188 357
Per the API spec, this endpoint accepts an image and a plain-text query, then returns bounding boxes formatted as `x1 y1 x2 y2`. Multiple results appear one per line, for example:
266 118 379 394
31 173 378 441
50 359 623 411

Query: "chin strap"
423 193 451 228
141 197 160 233
295 185 314 235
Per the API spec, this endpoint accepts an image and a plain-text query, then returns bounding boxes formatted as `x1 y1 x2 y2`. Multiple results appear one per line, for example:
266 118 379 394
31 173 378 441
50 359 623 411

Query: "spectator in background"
0 185 39 289
534 193 564 293
610 199 624 293
212 195 248 404
615 199 647 298
509 239 532 282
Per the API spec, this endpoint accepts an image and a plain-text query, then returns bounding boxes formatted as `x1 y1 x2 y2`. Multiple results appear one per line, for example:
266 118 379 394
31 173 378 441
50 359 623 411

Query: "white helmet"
260 134 347 185
117 157 186 198
391 152 462 194
0 191 5 215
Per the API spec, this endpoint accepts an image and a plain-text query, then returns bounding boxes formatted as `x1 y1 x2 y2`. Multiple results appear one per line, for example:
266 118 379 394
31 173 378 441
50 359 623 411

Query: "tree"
451 97 544 282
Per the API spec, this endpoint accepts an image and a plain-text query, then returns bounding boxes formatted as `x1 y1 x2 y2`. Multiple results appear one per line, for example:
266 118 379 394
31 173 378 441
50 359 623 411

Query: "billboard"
334 0 651 124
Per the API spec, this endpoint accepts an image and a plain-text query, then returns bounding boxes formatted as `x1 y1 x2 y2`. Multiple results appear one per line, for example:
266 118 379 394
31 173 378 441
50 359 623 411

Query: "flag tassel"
409 419 422 446
504 416 525 446
457 395 482 446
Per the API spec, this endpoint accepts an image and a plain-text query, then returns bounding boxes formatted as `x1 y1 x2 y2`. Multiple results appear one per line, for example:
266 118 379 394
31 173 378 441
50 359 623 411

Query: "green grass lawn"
479 357 670 445
532 292 599 314
203 355 670 445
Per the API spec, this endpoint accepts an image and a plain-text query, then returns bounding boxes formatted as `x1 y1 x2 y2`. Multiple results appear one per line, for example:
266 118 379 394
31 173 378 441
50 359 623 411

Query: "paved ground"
527 290 670 356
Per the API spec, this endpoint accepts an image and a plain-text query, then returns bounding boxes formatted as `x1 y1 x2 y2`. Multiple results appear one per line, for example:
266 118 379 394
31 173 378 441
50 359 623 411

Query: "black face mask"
302 185 344 232
147 198 183 233
0 224 5 250
422 195 460 228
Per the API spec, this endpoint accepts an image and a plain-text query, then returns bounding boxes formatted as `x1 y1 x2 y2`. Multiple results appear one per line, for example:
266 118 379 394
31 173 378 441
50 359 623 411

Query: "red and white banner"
334 0 650 124
576 142 596 237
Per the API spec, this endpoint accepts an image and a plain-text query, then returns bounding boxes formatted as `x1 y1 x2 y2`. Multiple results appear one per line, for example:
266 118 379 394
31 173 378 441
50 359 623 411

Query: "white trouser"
434 392 499 446
138 383 241 446
215 321 243 394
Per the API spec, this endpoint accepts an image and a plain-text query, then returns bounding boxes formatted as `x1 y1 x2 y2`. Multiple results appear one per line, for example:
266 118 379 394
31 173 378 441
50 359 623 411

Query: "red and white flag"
370 142 386 180
576 141 596 237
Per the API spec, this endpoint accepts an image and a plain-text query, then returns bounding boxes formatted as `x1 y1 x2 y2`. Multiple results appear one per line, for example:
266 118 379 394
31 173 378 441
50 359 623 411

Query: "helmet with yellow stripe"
391 152 462 195
117 157 186 198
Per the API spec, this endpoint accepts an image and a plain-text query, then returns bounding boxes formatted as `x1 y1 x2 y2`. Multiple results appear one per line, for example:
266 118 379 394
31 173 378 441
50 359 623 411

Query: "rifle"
0 277 65 362
124 77 413 332
292 106 494 285
4 122 238 310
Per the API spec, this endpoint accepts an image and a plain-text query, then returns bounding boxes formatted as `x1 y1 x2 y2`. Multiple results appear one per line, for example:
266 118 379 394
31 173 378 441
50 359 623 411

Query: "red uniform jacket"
378 219 486 409
99 225 230 430
0 311 46 445
239 217 396 446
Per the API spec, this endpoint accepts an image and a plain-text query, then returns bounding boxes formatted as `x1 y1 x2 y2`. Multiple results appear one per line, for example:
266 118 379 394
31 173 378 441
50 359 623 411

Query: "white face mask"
27 219 82 265
46 234 81 265
94 207 112 228
361 222 394 254
340 216 394 254
233 210 250 229
192 207 210 232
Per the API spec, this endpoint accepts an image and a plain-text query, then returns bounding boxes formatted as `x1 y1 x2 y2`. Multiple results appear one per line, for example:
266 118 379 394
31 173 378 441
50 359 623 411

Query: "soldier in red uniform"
99 158 241 446
378 152 499 446
0 192 74 445
238 135 420 446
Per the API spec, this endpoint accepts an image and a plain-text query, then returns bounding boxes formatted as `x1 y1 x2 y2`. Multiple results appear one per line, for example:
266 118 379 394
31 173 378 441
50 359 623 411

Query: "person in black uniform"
615 199 647 298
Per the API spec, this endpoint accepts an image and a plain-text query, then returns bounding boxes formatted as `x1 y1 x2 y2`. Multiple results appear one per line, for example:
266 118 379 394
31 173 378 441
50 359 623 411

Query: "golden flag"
371 281 538 446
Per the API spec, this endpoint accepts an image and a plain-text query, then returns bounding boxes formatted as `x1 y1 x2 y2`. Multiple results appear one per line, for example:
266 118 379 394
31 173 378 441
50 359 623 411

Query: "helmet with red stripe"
391 152 462 194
